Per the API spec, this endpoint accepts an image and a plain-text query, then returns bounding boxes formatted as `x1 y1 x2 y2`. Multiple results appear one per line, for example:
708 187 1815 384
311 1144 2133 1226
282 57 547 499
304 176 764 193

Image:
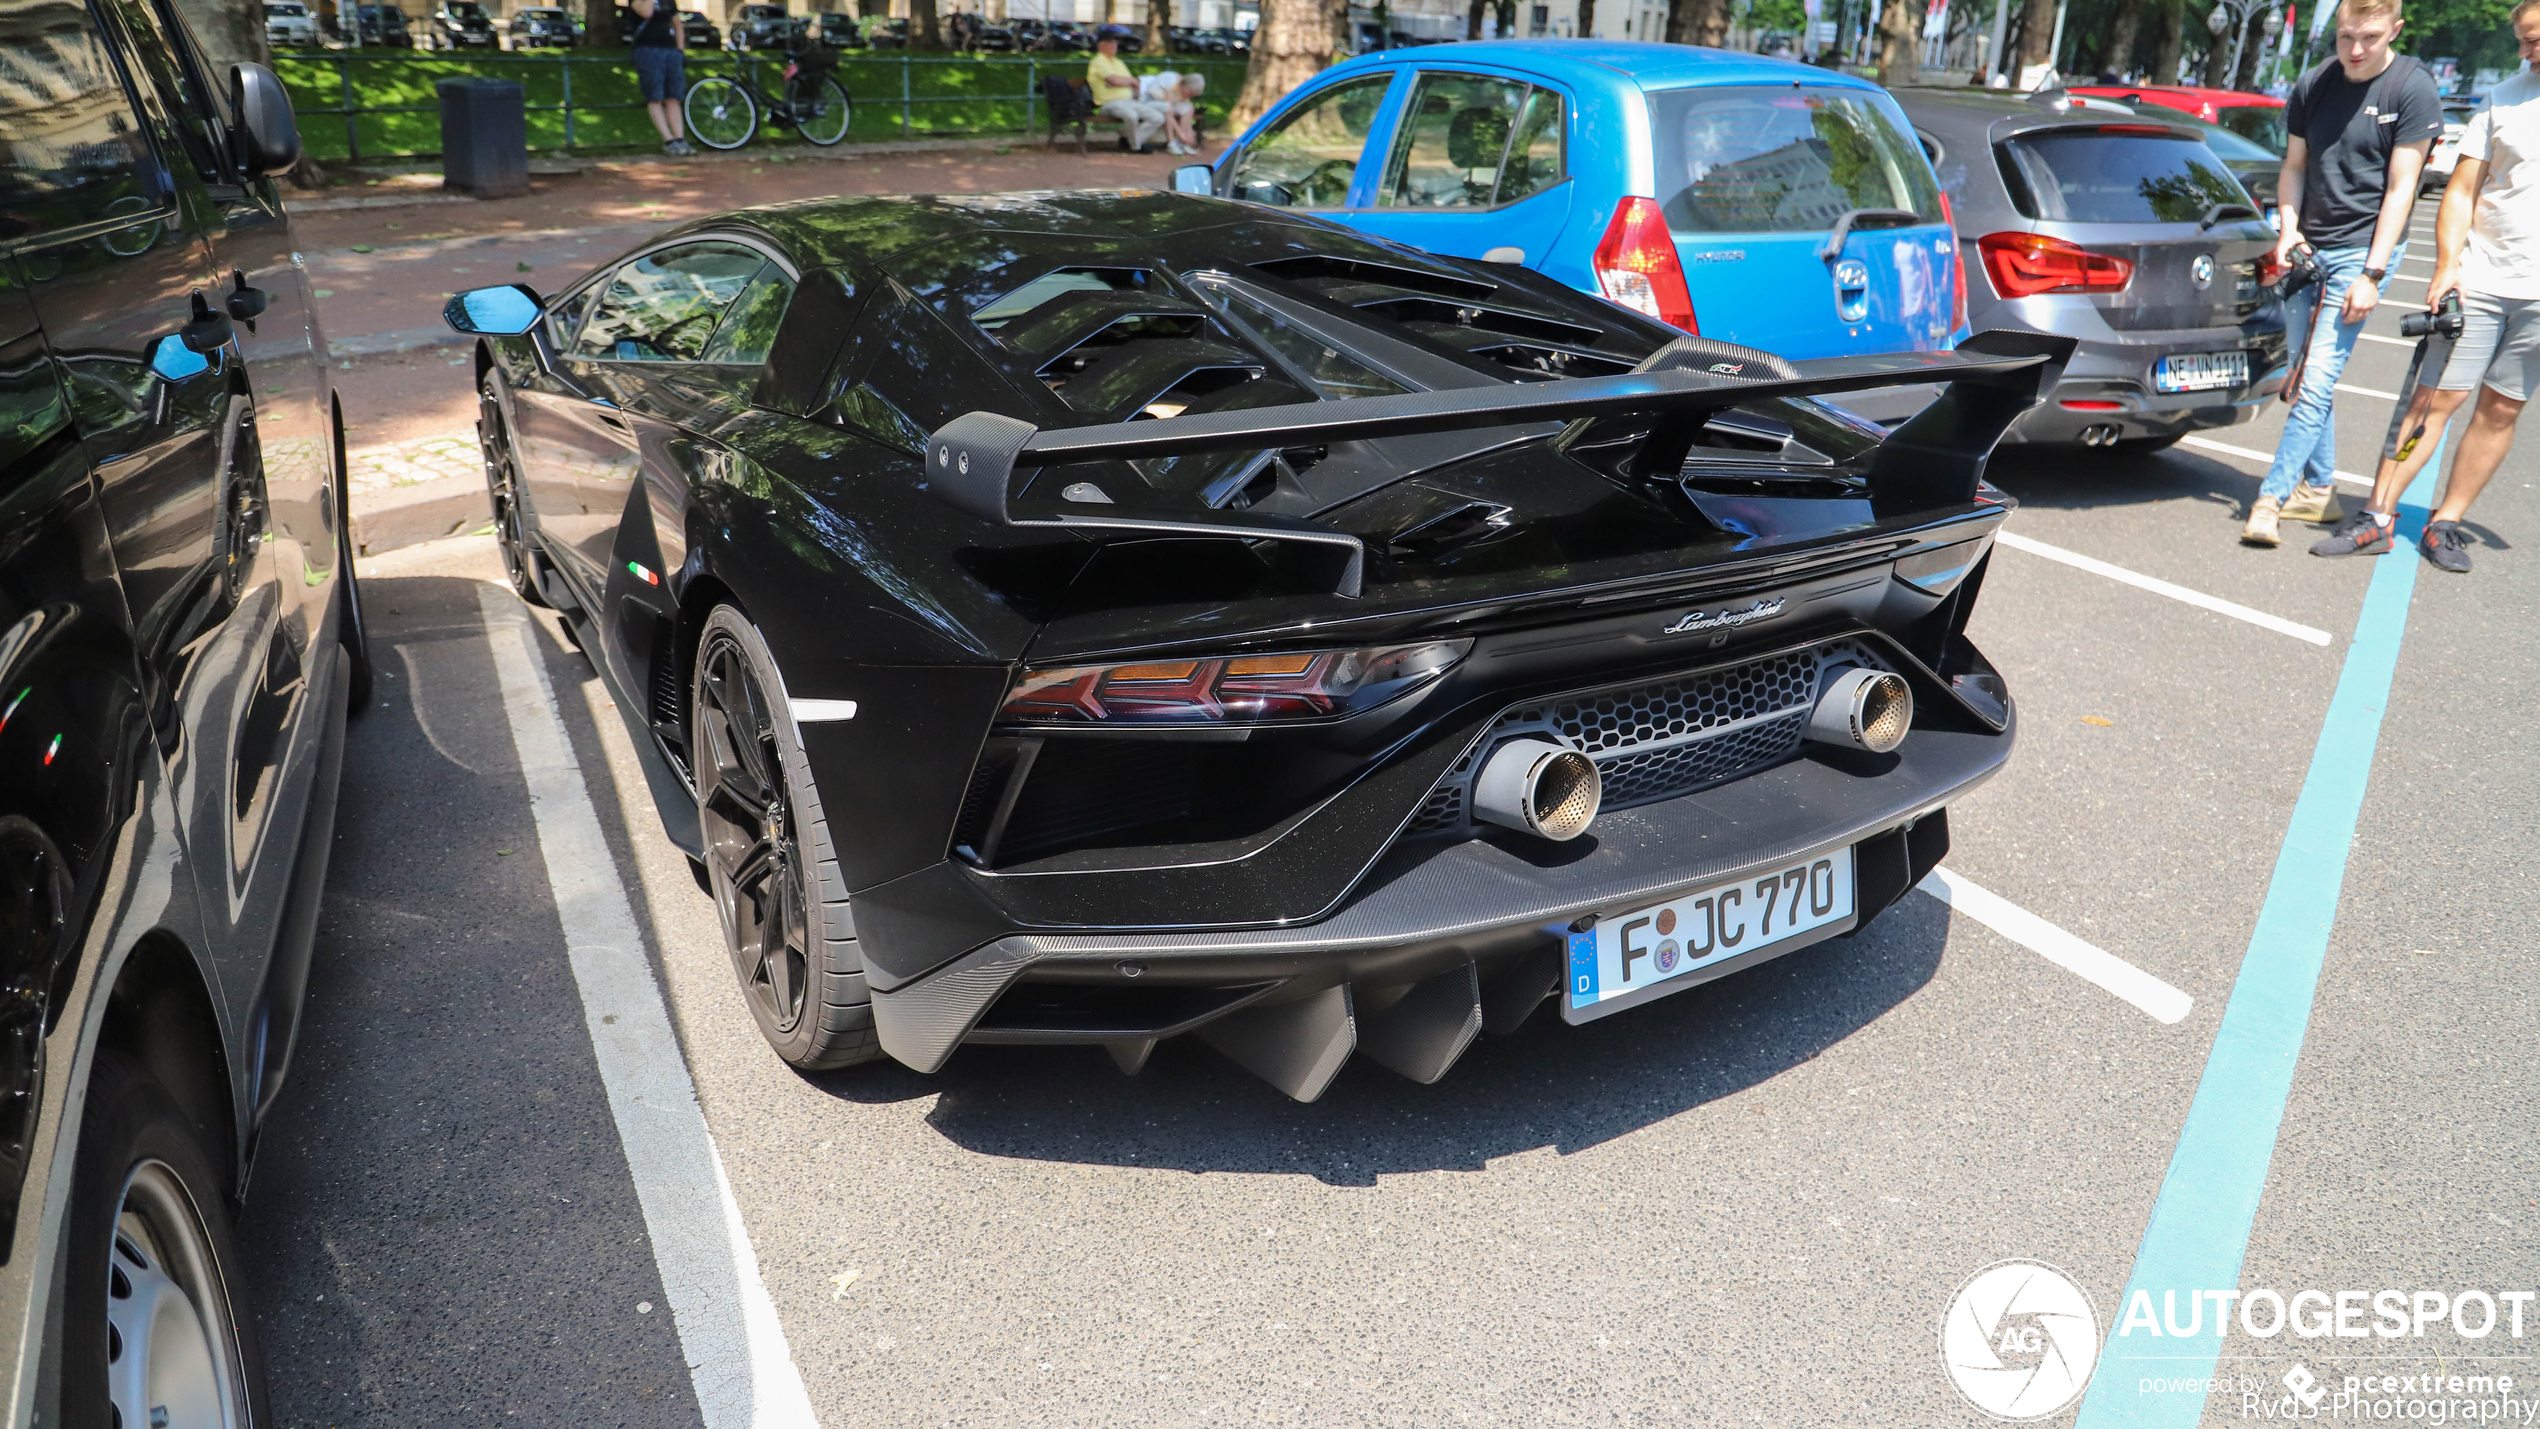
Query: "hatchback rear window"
1998 131 2250 224
2214 107 2286 151
1649 85 1941 234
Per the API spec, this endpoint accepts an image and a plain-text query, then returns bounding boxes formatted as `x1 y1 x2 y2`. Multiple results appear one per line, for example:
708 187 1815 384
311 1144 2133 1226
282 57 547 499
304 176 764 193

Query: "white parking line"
1993 529 2335 645
2338 382 2402 399
2360 333 2417 347
1918 867 2194 1025
2180 435 2374 492
479 584 821 1429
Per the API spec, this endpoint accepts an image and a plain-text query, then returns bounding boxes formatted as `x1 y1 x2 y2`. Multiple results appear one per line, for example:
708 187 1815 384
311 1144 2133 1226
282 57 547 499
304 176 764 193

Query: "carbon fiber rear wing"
925 329 2074 597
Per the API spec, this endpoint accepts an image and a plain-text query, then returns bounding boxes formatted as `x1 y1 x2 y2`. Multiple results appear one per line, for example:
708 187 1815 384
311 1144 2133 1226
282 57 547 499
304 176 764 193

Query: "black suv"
426 0 496 46
0 0 364 1417
732 2 801 48
814 9 859 45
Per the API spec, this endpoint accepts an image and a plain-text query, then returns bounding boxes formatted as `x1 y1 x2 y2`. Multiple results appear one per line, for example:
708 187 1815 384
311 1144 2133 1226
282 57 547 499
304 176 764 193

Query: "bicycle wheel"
793 75 851 146
685 75 757 150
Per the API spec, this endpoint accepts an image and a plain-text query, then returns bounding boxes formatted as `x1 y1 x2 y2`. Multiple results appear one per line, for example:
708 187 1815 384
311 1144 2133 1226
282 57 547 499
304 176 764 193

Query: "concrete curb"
351 472 491 557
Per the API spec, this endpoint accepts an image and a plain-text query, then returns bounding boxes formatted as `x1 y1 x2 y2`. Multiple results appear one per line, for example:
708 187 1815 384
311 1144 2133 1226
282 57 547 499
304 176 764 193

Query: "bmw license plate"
1560 848 1855 1023
2154 350 2251 393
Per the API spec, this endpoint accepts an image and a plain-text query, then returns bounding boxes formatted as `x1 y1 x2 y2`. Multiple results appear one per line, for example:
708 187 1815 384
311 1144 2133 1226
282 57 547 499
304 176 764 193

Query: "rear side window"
699 263 795 366
1998 132 2249 224
1378 72 1565 209
1650 85 1941 234
1225 73 1392 209
0 0 158 238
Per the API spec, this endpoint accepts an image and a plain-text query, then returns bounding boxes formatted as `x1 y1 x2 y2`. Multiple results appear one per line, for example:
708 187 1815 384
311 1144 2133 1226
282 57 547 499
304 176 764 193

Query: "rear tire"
63 1052 266 1429
684 76 757 150
692 606 879 1070
793 76 850 145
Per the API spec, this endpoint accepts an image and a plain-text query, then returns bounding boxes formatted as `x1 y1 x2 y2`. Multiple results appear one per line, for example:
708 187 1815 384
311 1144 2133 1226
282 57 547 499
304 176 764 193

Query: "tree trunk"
1876 0 1921 81
2202 5 2233 84
912 0 942 48
2100 0 2143 76
2148 0 2182 82
1147 0 1170 52
1497 0 1516 34
1577 0 1595 36
1331 0 1352 58
1467 0 1486 37
1228 0 1335 131
2230 10 2264 88
2013 0 2054 77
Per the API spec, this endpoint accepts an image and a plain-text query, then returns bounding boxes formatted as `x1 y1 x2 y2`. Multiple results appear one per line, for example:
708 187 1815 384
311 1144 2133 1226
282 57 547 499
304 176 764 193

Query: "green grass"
274 51 1251 162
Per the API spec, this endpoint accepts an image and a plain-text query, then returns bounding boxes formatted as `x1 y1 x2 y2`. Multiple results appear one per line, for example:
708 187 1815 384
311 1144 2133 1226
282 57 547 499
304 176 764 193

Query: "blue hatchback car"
1179 41 1969 419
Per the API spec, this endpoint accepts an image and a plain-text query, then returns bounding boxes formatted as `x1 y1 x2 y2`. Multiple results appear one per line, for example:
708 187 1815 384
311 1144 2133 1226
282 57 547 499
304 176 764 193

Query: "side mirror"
443 283 546 335
1170 163 1214 195
229 62 302 177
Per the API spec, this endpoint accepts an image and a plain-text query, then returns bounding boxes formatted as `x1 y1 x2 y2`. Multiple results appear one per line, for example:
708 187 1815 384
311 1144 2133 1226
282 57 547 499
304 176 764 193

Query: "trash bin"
437 76 528 199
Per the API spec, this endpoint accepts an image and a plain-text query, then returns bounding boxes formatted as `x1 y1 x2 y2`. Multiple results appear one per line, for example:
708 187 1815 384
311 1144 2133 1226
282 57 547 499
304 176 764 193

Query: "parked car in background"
866 15 905 46
1893 86 2285 450
2067 82 2287 150
503 4 577 47
442 189 2051 1100
0 0 366 1414
1191 41 1967 424
427 0 497 46
2425 98 2480 193
350 2 411 44
975 19 1014 48
681 8 720 45
816 9 862 44
733 3 803 48
265 0 318 44
1213 25 1249 52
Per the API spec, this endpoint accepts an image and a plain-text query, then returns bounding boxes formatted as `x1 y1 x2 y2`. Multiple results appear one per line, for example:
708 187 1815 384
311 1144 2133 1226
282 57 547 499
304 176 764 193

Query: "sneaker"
2279 481 2340 524
2310 508 2395 556
2422 520 2473 572
2241 493 2283 547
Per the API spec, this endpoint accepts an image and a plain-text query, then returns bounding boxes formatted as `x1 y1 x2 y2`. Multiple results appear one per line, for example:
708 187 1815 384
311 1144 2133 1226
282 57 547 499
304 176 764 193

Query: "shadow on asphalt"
808 896 1949 1188
1984 442 2261 516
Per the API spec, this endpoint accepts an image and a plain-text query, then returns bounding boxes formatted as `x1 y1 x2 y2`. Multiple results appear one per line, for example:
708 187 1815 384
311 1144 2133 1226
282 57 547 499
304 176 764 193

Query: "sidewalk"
323 138 1220 553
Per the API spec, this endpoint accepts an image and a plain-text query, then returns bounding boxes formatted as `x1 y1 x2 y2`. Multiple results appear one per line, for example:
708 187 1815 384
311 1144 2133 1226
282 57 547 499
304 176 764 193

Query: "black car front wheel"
478 375 547 608
693 606 878 1070
65 1052 265 1429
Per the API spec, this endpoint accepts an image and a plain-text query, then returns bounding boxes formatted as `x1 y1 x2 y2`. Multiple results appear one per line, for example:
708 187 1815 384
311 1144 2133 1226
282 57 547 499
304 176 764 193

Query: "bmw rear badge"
2191 255 2215 290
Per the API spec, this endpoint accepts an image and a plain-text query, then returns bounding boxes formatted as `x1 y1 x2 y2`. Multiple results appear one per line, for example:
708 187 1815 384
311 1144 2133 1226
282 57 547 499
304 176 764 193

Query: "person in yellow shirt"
1087 25 1164 152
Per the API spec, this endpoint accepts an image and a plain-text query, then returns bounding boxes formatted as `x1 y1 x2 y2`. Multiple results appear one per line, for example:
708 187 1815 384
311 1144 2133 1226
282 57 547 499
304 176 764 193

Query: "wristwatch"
2363 266 2388 281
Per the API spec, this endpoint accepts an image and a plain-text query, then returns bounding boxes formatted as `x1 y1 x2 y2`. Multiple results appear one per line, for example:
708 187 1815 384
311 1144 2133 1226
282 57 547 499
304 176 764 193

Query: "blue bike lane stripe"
2072 459 2440 1428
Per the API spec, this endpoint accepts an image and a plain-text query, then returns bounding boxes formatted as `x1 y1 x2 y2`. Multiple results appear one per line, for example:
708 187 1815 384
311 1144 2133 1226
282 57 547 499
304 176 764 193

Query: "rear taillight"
1940 192 1969 335
1592 196 1698 333
1977 231 2134 298
999 640 1472 726
2257 248 2284 285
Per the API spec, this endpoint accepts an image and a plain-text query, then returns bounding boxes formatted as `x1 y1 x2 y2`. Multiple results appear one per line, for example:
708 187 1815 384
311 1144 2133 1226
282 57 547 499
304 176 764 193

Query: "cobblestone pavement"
348 431 481 501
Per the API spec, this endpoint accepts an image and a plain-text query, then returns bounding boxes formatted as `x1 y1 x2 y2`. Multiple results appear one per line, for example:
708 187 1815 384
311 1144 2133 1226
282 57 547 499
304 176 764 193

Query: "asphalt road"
236 208 2538 1427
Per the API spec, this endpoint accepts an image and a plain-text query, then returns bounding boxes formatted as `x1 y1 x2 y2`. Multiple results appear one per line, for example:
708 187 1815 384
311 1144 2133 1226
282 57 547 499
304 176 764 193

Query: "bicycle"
683 41 852 150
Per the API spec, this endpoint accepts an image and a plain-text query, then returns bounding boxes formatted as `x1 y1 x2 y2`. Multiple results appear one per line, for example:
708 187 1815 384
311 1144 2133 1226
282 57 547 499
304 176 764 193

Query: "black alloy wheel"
478 376 547 608
65 1052 266 1429
691 607 878 1069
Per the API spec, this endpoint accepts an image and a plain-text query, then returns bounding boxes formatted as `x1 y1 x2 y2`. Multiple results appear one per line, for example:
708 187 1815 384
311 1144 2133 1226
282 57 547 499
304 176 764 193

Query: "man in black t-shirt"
2245 0 2444 547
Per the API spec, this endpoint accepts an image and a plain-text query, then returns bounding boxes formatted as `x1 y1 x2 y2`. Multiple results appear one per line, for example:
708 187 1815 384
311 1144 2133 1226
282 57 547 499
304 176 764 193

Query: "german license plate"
2154 350 2251 393
1561 848 1855 1022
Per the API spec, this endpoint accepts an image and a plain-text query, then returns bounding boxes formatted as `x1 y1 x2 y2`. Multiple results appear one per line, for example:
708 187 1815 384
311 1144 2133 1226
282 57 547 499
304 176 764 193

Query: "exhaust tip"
1471 738 1602 841
2080 423 2123 447
1806 667 1913 754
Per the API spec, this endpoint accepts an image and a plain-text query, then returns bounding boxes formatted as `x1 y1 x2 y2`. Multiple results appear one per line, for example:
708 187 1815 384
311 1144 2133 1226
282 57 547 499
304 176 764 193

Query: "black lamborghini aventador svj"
444 190 2068 1102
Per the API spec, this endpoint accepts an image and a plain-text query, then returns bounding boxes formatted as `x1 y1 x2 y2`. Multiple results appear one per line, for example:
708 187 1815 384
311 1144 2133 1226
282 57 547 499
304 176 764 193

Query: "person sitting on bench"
1087 25 1163 152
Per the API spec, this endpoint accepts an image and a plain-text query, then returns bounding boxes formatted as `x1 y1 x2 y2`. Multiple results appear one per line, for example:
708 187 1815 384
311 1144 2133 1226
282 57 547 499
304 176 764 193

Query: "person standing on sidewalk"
2314 1 2540 572
631 0 694 157
2244 0 2444 546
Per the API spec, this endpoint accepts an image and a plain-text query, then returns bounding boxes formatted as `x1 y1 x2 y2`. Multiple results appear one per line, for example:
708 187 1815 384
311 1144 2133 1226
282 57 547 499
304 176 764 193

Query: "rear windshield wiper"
2198 201 2261 230
1819 208 1925 261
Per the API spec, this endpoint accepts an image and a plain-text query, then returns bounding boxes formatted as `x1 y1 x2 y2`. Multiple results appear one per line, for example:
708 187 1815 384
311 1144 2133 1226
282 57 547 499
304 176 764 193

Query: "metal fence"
272 50 1253 164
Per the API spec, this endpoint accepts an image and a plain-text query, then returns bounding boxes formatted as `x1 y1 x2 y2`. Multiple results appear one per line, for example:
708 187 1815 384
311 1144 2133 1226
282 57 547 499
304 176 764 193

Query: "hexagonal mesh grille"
1403 639 1895 837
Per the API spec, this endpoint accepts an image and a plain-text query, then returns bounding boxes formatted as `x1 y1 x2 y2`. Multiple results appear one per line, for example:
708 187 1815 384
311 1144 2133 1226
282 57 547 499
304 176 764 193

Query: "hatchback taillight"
1940 192 1969 335
1592 196 1698 333
1978 231 2134 298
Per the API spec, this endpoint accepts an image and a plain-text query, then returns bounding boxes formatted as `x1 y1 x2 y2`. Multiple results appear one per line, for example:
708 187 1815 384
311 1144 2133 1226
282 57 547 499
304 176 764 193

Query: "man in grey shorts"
2316 0 2540 570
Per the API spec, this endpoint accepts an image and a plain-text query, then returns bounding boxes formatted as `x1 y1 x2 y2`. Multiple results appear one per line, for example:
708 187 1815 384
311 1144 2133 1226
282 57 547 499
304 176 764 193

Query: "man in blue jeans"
630 0 694 157
2245 0 2443 546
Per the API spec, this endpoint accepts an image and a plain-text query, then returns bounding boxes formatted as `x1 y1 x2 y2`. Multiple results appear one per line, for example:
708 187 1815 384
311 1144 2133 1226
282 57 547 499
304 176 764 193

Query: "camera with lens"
2275 244 2324 298
2401 291 2466 339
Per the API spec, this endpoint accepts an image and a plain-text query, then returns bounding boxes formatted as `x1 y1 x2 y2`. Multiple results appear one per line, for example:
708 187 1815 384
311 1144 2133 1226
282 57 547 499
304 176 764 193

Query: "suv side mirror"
229 62 301 176
1171 163 1214 195
444 283 546 335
